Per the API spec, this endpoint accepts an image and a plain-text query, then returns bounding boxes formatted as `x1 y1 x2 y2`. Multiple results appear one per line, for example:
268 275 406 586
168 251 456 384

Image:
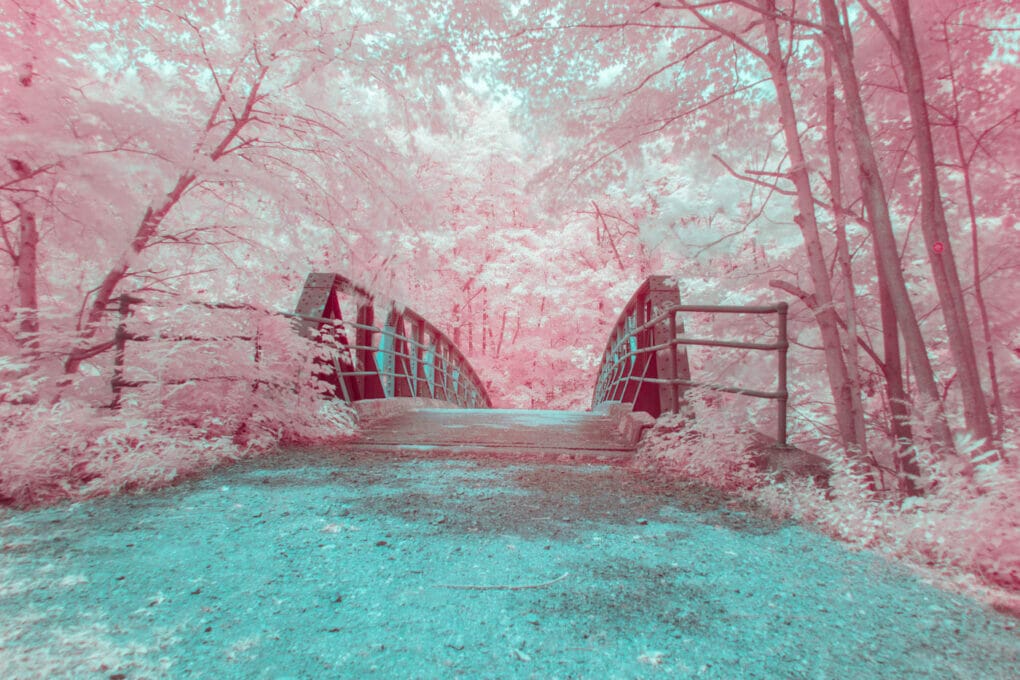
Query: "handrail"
292 273 492 409
592 275 789 445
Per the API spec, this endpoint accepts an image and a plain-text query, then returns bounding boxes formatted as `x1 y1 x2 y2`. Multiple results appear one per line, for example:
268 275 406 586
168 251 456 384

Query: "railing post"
646 275 686 415
413 319 427 398
777 302 789 446
668 312 679 411
355 302 385 399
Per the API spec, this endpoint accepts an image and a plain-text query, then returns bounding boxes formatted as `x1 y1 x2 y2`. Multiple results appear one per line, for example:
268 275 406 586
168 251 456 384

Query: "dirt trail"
1 448 1017 678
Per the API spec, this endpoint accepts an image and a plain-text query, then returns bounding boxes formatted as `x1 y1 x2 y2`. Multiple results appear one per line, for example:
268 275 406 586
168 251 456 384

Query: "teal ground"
1 449 1017 679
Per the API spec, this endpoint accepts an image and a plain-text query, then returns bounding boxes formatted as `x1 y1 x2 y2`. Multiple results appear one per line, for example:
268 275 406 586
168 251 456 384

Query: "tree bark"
823 48 869 460
817 0 956 458
887 0 993 445
760 0 860 453
14 202 39 346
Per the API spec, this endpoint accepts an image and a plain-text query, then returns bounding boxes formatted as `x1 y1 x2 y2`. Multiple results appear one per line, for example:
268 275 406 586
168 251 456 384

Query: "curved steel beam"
293 272 492 409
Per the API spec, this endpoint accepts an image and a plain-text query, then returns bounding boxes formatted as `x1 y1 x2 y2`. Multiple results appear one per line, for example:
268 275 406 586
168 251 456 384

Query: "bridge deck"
346 408 639 463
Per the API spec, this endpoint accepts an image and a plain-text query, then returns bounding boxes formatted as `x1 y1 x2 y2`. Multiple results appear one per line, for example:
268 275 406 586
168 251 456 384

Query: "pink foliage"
0 0 1017 612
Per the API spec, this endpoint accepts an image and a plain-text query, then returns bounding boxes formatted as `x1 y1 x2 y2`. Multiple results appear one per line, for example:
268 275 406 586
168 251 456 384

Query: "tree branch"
769 279 886 371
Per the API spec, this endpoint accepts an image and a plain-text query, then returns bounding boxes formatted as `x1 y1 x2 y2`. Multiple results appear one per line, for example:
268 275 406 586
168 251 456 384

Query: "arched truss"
293 273 492 409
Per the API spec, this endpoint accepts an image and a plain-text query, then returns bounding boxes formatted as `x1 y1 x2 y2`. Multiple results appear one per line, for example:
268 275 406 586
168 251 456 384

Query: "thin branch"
619 35 723 97
437 572 570 591
592 202 626 271
769 279 885 370
712 154 798 197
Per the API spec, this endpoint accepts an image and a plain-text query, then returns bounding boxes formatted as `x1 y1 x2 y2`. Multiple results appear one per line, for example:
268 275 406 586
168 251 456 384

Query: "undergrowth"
635 393 1020 617
0 308 356 507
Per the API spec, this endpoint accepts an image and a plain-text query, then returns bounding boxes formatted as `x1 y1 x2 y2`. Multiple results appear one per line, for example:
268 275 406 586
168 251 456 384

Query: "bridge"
291 273 791 465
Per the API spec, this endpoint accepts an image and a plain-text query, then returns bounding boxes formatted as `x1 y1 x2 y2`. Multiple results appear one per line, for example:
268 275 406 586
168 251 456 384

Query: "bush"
0 307 356 507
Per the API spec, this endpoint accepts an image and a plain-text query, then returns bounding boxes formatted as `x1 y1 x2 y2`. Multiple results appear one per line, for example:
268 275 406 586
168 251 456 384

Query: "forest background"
1 1 1018 607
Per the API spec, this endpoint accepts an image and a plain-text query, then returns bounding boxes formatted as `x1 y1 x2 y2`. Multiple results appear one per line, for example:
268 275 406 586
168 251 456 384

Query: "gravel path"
1 448 1017 679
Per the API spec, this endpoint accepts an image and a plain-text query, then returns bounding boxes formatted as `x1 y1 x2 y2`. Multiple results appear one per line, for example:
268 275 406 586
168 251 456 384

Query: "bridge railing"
592 275 789 445
290 273 491 409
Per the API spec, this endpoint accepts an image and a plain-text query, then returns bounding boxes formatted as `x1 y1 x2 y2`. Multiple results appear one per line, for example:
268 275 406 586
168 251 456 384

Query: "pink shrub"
0 308 356 507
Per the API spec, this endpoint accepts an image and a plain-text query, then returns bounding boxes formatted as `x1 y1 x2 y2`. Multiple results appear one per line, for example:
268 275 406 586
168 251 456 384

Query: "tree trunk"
888 0 993 445
15 202 39 342
64 171 197 374
817 0 956 458
956 137 1003 441
761 1 860 453
941 22 1003 443
871 209 923 493
823 48 869 459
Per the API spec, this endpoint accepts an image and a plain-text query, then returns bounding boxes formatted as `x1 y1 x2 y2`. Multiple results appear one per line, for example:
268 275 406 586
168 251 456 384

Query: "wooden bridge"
292 273 791 462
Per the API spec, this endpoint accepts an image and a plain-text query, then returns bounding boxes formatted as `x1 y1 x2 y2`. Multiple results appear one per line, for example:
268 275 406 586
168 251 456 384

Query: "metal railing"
592 275 789 445
290 273 491 409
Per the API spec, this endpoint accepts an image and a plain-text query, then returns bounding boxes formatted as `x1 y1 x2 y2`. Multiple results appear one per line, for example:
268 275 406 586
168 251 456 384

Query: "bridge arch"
292 272 492 409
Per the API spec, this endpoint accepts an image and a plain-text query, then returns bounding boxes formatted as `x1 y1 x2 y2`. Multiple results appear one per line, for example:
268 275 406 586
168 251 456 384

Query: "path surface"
1 448 1017 679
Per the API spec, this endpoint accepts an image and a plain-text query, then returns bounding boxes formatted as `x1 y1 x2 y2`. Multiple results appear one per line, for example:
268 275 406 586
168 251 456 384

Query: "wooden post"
110 294 129 408
109 294 143 409
777 302 789 446
668 313 679 411
645 276 686 416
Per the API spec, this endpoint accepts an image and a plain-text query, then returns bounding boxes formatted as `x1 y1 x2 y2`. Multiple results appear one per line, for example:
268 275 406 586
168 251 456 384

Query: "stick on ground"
437 572 570 591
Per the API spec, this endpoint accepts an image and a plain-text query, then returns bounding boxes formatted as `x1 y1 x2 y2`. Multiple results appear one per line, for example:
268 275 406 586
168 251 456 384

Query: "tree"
0 1 429 377
859 0 993 446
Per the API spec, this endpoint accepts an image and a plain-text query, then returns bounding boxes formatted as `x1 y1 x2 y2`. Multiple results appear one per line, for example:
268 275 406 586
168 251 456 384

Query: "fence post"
776 302 789 446
109 294 131 408
668 312 679 412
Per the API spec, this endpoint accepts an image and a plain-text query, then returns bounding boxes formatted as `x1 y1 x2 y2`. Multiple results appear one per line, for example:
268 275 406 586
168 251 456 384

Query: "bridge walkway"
344 405 649 463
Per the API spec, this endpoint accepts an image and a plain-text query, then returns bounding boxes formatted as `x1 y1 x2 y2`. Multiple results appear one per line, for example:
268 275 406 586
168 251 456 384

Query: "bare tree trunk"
886 0 993 445
14 202 38 342
956 145 1003 441
940 23 1005 443
823 48 869 459
818 0 957 459
760 1 860 452
877 263 914 442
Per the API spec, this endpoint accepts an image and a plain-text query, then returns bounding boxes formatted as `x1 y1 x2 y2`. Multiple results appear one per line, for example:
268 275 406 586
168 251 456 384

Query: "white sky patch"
597 63 626 89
